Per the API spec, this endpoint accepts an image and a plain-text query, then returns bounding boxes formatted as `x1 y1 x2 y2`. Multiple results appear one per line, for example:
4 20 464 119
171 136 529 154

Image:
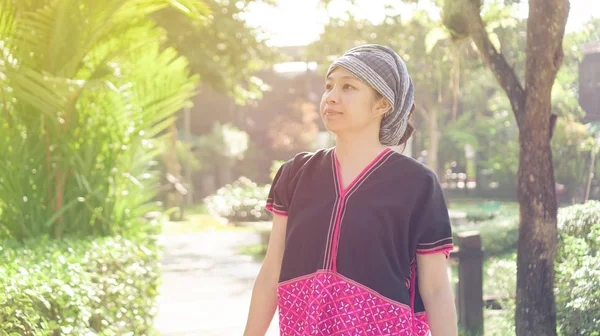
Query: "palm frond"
0 0 204 240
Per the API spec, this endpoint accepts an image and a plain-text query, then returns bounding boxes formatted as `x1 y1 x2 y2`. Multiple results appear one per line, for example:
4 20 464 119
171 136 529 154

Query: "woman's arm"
416 252 458 336
243 214 287 336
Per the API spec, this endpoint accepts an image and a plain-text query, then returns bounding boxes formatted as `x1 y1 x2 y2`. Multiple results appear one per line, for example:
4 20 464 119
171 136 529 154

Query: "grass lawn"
447 197 519 216
484 308 515 336
161 204 253 235
238 243 268 261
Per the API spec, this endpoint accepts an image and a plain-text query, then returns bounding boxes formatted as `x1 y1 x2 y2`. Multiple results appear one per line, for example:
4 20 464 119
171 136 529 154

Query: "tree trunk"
416 96 441 177
514 2 569 334
515 131 558 335
427 107 440 177
451 45 460 121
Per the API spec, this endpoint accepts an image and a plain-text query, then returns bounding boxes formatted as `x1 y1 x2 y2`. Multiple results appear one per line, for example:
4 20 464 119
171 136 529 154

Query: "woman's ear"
373 97 392 118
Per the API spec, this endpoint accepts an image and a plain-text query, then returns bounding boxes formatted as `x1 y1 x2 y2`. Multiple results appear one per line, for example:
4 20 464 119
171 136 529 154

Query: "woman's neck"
334 133 388 169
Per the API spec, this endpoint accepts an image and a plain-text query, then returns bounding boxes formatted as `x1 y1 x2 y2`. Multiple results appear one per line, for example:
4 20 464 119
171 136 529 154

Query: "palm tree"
0 0 207 240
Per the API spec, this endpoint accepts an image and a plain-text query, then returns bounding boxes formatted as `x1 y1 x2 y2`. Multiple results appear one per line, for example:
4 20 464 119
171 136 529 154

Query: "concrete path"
155 231 279 335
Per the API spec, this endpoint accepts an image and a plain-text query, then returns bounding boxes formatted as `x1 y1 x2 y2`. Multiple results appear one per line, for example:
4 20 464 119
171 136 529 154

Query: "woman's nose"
325 87 339 104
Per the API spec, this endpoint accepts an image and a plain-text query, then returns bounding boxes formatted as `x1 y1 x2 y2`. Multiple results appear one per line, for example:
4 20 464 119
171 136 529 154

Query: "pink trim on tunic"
266 203 288 217
328 148 392 271
416 245 454 259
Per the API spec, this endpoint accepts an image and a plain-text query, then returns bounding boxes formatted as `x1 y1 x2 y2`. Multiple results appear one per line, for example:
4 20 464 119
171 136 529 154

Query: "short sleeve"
266 161 291 217
413 172 454 258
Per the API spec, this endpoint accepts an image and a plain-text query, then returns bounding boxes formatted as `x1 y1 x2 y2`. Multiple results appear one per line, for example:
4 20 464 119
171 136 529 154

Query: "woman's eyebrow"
326 75 358 81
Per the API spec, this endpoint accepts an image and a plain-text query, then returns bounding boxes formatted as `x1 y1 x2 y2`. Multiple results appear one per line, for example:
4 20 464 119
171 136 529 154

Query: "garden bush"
454 202 600 335
453 215 519 257
556 200 600 335
466 210 497 223
0 235 161 336
204 176 273 223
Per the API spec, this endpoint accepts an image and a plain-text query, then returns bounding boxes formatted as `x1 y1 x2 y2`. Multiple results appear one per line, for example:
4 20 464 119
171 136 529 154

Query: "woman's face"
320 67 389 138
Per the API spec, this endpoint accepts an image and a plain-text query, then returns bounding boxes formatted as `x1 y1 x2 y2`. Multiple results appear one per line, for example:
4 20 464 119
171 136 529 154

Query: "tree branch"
463 3 526 127
525 0 570 140
416 96 431 123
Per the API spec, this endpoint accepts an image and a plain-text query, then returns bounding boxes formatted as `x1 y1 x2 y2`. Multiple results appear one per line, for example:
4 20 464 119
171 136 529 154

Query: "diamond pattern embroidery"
412 313 431 336
278 271 430 335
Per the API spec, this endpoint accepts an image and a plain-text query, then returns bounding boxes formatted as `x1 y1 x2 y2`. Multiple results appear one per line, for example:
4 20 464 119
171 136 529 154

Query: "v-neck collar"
333 147 392 196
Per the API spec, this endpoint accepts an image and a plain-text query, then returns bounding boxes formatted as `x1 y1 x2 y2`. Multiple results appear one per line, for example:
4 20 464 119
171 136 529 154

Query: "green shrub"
0 235 161 336
557 200 600 249
204 177 273 223
0 1 202 241
556 201 600 335
466 210 497 223
453 202 599 334
454 215 519 257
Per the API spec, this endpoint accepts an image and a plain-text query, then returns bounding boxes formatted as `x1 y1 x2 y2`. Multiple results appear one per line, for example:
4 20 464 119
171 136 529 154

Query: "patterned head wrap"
326 44 415 146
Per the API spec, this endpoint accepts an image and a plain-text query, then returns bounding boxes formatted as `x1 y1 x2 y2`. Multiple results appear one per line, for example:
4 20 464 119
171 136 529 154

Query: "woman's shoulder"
387 150 439 182
283 148 333 173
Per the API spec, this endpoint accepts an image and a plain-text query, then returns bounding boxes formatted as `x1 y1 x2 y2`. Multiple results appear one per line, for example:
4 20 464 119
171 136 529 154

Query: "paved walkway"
155 231 279 335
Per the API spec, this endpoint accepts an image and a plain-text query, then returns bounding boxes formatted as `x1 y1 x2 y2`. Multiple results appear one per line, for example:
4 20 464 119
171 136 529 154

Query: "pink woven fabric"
413 313 430 335
277 270 430 335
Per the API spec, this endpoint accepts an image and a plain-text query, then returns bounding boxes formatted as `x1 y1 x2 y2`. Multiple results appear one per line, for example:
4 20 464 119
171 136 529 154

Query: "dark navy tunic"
266 147 453 335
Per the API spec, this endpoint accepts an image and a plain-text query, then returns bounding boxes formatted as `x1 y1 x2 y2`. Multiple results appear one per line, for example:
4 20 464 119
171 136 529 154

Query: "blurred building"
579 41 600 123
176 46 328 199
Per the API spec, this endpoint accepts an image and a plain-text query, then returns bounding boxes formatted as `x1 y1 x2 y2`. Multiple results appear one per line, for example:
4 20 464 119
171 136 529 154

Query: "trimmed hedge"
556 201 600 335
0 235 161 336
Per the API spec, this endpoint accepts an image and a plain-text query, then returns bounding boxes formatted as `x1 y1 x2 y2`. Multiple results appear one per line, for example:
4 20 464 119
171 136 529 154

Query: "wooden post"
457 231 484 335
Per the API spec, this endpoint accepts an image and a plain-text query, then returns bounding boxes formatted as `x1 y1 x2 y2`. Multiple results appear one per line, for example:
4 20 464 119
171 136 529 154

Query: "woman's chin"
322 123 344 134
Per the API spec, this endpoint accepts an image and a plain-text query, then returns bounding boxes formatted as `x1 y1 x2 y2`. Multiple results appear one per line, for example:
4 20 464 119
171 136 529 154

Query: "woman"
243 44 458 335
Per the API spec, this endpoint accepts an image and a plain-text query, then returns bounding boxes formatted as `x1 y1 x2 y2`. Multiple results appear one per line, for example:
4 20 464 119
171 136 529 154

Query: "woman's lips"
324 108 342 116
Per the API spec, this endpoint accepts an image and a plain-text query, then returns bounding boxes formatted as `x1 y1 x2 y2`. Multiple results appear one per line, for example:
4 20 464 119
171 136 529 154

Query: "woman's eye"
343 84 354 89
325 84 332 90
